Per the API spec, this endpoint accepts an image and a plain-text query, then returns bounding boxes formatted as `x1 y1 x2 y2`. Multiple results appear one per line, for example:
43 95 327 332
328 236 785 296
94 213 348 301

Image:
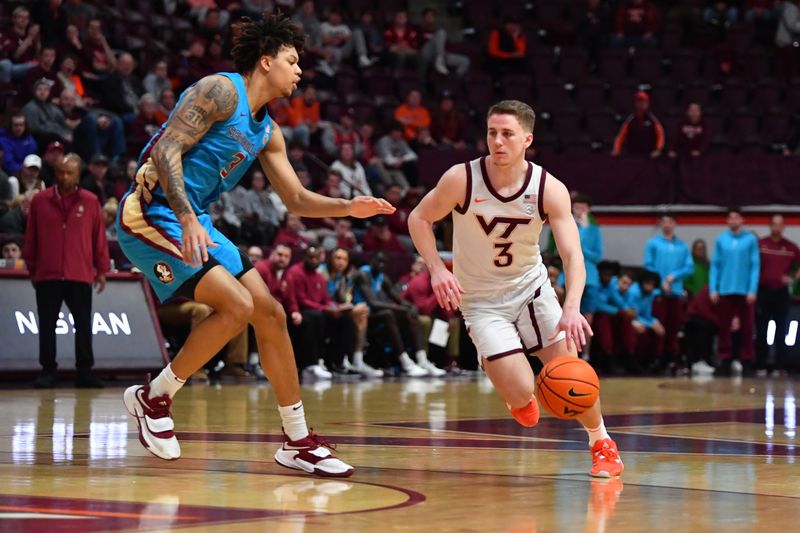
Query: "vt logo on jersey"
475 215 530 267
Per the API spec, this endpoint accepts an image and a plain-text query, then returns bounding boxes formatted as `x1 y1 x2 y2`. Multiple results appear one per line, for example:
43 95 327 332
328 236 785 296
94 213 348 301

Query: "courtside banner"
0 272 167 371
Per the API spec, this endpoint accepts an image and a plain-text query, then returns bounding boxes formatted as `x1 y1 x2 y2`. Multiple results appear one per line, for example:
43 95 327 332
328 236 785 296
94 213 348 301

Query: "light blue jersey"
138 72 273 213
117 72 273 301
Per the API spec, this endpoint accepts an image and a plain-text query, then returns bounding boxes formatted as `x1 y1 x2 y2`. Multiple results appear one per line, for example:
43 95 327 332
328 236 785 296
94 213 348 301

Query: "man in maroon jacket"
286 246 353 380
756 214 800 375
611 91 665 157
668 103 712 159
23 153 108 388
254 244 301 326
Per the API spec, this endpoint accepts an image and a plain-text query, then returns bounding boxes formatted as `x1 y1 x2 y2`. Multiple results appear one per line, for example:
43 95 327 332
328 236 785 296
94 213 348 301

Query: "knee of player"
254 295 287 327
224 292 255 326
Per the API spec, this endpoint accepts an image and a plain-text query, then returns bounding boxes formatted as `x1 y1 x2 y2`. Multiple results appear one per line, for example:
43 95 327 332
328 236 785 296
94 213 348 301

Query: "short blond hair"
487 100 535 133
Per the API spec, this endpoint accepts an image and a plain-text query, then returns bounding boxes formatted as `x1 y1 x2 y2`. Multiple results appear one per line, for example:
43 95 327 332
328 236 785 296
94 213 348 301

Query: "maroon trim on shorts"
485 348 524 361
454 161 473 215
480 157 533 203
537 168 547 221
525 287 544 355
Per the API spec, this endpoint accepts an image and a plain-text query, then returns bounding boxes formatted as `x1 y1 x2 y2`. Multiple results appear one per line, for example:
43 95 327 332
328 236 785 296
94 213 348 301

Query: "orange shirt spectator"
488 22 526 59
288 85 320 129
394 90 430 141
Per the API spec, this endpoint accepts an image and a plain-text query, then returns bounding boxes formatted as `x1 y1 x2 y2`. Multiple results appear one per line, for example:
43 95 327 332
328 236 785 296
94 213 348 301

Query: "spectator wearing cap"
612 91 665 158
80 154 114 204
101 52 143 124
62 89 127 161
668 102 711 159
375 122 416 191
9 154 45 200
430 92 469 150
394 90 431 142
23 152 108 389
330 142 371 199
22 46 58 102
40 141 65 187
288 84 320 148
322 107 360 158
0 113 38 175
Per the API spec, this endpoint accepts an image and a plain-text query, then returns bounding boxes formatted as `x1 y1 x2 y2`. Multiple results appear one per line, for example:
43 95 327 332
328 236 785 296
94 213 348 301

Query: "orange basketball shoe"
506 396 540 427
590 438 624 478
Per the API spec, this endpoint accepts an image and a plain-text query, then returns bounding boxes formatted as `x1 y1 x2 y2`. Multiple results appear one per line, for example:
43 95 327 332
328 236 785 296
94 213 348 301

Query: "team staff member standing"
710 207 760 375
23 153 108 389
756 214 800 375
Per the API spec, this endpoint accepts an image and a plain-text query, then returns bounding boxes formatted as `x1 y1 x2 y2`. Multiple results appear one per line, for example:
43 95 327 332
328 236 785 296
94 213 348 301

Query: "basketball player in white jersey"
408 100 623 477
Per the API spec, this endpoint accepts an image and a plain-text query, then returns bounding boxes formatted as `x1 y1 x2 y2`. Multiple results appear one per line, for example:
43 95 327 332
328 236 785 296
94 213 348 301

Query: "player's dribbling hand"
180 216 218 267
348 196 396 218
431 267 465 311
549 307 593 353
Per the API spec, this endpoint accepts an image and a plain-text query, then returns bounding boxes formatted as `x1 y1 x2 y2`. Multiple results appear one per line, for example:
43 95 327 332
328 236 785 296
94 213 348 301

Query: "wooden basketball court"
0 375 797 532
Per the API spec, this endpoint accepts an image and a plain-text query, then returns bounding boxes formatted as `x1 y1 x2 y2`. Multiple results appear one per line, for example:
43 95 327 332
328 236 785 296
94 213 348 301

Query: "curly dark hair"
231 12 306 73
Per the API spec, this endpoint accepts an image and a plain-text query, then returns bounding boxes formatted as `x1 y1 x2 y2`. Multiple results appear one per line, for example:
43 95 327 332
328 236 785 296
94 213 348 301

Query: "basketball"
536 355 600 420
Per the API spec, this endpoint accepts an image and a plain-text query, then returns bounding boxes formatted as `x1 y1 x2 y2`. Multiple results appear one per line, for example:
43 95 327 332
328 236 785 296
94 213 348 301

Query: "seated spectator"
0 237 25 269
33 0 68 48
0 114 38 175
384 11 420 70
111 158 137 201
62 25 84 67
80 154 114 204
363 215 408 253
330 142 371 198
327 218 357 251
704 1 740 31
611 91 665 158
101 52 143 123
669 103 711 158
417 8 470 76
130 93 162 147
430 92 468 150
155 88 176 124
273 212 316 249
746 0 781 46
776 0 800 79
22 79 72 146
591 260 636 373
356 122 387 195
53 55 89 106
247 245 264 265
0 188 38 234
9 154 45 199
239 170 285 245
375 122 417 191
143 60 171 103
321 247 381 377
352 9 384 68
63 0 97 33
206 35 234 72
176 37 214 86
319 8 354 67
0 150 11 214
684 285 719 375
103 197 118 240
22 46 58 102
577 0 612 54
268 97 295 144
287 246 356 379
58 88 127 161
0 6 40 82
352 252 432 376
80 19 117 79
395 90 431 142
288 84 320 148
322 107 360 159
399 257 451 375
254 243 302 326
487 19 526 78
317 169 345 199
611 0 658 48
382 184 409 235
619 270 665 373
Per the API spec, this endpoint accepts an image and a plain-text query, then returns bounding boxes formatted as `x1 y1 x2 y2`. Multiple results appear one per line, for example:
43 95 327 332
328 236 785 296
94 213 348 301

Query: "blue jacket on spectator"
596 276 628 314
710 230 760 296
0 128 38 175
622 282 659 328
643 235 693 297
579 223 603 288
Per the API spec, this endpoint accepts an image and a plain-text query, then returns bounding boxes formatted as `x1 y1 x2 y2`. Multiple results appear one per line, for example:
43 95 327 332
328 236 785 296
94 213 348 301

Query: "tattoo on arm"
150 76 238 220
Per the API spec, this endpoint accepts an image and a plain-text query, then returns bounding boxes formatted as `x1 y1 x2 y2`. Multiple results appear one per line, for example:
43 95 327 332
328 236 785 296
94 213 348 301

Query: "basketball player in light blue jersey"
117 13 394 477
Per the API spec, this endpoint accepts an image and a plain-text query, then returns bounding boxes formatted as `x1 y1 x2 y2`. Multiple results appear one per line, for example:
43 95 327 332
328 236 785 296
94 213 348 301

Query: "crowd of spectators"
2 0 800 382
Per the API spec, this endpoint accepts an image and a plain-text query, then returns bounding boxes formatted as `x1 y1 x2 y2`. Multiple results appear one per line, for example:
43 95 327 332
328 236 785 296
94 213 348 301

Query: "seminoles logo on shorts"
154 262 175 284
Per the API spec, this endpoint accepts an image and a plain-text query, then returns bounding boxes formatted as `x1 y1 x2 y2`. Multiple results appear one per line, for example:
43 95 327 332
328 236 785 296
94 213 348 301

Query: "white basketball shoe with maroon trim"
123 375 181 460
274 430 354 478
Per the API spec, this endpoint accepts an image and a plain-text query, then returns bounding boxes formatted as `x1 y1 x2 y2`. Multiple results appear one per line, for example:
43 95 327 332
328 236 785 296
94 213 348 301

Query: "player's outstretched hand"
181 216 218 267
548 307 593 353
348 196 396 218
430 267 465 311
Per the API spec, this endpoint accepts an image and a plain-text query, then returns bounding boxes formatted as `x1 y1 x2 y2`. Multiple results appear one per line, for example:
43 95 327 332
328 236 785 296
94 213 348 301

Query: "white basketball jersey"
452 156 548 303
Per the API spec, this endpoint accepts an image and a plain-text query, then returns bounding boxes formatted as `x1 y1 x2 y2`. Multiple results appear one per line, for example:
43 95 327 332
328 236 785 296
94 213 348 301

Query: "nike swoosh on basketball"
474 197 488 203
568 387 591 397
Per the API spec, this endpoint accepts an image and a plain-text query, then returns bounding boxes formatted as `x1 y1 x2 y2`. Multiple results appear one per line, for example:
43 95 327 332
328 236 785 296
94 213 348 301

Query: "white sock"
352 351 364 367
586 420 610 446
279 401 309 442
149 364 185 399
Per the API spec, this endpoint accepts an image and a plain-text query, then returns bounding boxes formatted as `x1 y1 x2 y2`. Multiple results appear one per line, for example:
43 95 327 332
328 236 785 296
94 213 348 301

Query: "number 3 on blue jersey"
221 151 246 178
